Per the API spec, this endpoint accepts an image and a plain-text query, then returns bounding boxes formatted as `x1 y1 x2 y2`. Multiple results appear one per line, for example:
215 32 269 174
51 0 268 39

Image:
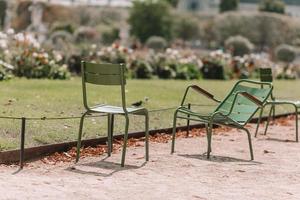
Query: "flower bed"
0 29 298 81
0 29 69 80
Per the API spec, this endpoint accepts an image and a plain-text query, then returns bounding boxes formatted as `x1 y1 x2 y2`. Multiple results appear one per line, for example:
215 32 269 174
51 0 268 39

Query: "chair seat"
90 104 146 114
177 107 243 126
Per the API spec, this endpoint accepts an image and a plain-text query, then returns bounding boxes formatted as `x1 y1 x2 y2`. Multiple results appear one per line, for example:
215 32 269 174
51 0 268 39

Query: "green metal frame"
255 68 299 142
76 61 149 167
171 79 273 160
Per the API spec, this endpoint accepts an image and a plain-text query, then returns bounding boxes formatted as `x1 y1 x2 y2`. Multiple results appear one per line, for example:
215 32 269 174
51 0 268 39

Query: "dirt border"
0 112 292 164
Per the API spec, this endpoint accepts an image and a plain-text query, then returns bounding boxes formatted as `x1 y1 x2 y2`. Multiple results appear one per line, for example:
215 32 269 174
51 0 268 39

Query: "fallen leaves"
40 126 233 165
41 145 109 164
268 115 295 126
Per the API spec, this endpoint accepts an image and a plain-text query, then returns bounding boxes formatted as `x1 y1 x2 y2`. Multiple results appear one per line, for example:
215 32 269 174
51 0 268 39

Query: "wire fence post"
20 117 26 169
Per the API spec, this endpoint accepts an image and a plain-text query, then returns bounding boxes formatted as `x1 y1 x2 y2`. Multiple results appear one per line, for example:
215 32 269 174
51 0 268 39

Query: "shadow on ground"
265 137 297 143
66 156 146 177
178 153 262 165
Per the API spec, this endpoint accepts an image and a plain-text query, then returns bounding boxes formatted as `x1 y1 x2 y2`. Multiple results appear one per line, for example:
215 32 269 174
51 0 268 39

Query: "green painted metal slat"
260 68 273 82
228 113 251 122
85 72 123 85
218 104 257 114
85 62 122 75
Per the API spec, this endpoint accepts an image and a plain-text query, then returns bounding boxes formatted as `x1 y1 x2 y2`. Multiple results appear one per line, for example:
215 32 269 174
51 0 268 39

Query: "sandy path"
0 122 300 200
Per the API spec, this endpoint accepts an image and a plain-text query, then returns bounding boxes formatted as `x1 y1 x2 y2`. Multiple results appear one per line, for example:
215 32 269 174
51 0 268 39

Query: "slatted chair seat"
176 107 243 126
90 104 147 114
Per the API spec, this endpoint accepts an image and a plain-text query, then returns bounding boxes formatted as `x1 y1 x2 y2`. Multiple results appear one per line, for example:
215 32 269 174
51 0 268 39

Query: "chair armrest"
239 92 263 107
190 85 213 99
224 91 264 117
181 85 221 105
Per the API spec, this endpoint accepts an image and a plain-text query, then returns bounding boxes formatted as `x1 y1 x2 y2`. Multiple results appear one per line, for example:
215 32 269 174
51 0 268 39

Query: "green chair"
76 61 149 167
255 68 299 142
171 80 273 160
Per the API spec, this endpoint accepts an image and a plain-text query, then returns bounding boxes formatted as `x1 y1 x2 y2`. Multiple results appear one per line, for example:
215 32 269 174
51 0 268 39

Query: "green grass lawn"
0 78 299 151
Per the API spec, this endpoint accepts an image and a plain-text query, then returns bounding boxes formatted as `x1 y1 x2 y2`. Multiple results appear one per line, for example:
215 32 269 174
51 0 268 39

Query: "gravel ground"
0 120 300 200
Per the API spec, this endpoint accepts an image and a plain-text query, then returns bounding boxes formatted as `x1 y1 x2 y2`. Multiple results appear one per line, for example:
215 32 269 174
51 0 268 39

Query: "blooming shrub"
175 63 201 80
275 44 296 63
0 28 297 81
133 60 153 79
145 36 167 51
0 29 70 80
200 49 299 80
225 35 254 56
201 50 230 79
0 65 12 81
82 44 203 80
83 43 299 80
152 48 203 80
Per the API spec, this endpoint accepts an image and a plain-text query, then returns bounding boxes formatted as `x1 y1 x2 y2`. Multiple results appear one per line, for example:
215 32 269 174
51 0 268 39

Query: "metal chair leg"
76 112 87 163
121 116 129 167
186 103 191 137
171 110 178 154
244 128 254 160
272 104 276 121
295 106 298 142
255 107 264 137
264 105 273 135
107 114 112 156
206 122 213 159
110 114 114 152
205 124 211 153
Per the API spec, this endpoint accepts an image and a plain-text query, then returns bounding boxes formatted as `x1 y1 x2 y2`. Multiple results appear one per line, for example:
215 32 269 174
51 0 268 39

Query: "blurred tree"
275 44 296 63
225 35 254 56
101 27 120 45
51 23 75 34
174 14 199 41
145 36 167 51
220 0 239 12
128 0 173 43
259 0 285 14
164 0 179 7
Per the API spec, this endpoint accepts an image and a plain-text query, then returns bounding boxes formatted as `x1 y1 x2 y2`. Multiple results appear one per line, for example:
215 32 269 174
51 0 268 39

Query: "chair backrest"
83 62 126 85
259 68 275 100
259 68 273 83
81 61 127 111
215 80 273 124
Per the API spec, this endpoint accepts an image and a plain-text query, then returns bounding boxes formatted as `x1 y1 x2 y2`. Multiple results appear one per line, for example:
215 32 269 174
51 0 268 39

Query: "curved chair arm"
239 92 264 107
235 79 273 89
181 85 221 106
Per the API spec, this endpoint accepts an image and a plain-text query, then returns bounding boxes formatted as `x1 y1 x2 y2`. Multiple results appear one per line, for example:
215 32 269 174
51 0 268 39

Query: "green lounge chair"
255 68 299 142
76 62 149 167
171 80 273 160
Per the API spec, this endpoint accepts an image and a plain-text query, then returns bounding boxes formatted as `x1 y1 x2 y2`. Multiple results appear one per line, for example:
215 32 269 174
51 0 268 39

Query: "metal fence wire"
0 104 215 169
